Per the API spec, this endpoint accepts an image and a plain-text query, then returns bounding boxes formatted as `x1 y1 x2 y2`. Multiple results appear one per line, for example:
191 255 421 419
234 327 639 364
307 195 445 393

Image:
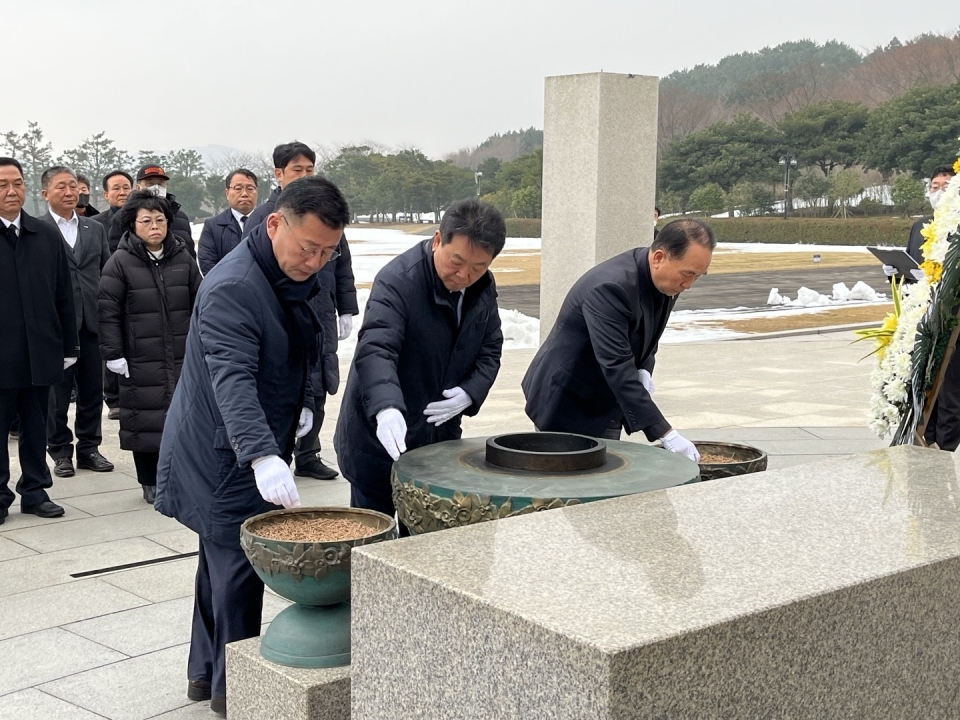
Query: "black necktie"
240 215 248 230
5 223 17 246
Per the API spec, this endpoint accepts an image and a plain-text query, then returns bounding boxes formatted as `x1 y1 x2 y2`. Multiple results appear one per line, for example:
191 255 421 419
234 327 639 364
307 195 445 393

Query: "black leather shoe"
0 506 8 525
54 457 75 478
77 452 114 472
142 485 157 504
187 679 211 702
210 696 226 717
294 457 339 480
21 500 65 518
107 407 120 420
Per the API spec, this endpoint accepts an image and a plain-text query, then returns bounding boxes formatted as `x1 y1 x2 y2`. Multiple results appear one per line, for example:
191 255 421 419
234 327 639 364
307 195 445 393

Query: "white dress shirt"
231 208 248 232
50 208 79 249
0 214 21 234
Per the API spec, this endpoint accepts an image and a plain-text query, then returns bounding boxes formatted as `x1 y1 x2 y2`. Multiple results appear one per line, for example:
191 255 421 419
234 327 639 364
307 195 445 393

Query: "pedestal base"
261 601 351 668
226 637 350 720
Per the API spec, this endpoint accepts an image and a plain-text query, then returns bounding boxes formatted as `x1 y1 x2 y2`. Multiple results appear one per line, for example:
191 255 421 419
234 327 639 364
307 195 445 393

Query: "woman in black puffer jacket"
98 191 201 504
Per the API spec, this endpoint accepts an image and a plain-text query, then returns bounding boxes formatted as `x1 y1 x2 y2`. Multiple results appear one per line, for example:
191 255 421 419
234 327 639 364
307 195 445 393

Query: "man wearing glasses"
156 176 350 716
197 169 259 275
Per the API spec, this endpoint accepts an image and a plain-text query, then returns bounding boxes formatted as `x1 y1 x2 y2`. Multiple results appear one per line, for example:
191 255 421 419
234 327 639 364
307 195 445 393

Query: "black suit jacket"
522 248 675 440
41 211 110 333
0 211 78 388
197 207 243 275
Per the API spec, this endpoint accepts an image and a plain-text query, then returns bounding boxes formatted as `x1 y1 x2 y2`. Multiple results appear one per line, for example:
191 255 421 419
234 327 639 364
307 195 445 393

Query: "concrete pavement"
0 329 890 719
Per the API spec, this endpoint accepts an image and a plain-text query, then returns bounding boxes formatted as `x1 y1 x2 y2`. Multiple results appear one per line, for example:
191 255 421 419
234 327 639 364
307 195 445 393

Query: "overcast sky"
6 1 955 160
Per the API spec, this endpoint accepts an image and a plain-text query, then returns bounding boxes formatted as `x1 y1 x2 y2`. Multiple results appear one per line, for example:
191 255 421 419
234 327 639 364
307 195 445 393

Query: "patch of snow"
767 281 885 308
717 242 873 254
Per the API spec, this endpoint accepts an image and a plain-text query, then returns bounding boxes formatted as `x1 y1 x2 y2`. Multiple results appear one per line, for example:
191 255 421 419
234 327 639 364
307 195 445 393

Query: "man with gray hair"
522 219 715 461
39 166 114 478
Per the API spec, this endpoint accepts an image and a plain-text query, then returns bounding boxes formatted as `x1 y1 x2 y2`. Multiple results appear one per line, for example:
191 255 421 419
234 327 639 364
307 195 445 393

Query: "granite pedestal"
226 637 350 720
351 446 960 719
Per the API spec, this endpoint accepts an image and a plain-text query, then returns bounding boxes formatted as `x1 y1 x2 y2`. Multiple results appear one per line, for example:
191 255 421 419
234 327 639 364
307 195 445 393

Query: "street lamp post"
475 171 483 197
778 154 797 220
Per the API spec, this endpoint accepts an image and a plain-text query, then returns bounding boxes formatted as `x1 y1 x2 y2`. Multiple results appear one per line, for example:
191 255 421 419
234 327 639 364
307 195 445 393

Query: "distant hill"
445 127 543 169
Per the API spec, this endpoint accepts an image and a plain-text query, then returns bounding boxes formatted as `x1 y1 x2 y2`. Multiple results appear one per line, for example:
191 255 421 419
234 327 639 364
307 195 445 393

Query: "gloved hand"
882 264 898 278
63 357 77 370
638 369 655 396
338 314 353 341
376 408 407 460
295 408 313 439
106 358 129 378
251 455 301 508
910 268 925 282
423 387 472 426
661 429 701 463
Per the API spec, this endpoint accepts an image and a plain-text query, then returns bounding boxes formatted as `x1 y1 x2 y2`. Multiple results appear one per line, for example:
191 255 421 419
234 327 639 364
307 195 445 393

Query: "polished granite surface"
356 445 960 652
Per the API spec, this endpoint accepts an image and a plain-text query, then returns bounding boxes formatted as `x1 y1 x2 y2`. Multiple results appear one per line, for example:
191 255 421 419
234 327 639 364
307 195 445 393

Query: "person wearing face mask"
882 165 956 283
334 198 506 533
522 219 715 462
106 165 196 258
74 175 100 218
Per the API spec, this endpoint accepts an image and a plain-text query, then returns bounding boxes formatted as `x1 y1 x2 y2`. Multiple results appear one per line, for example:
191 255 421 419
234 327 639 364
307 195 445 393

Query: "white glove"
376 408 407 460
106 358 129 378
295 408 313 439
251 455 301 508
337 314 353 341
882 264 898 277
638 369 655 396
64 357 77 370
910 268 925 282
423 387 472 426
661 429 701 463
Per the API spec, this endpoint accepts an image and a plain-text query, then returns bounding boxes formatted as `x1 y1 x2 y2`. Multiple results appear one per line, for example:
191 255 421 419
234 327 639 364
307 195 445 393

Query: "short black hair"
931 165 956 180
103 170 134 191
225 168 258 188
273 142 316 170
650 218 716 259
76 174 91 188
439 198 506 258
119 190 175 234
0 157 23 177
275 176 349 230
654 206 662 216
41 166 77 189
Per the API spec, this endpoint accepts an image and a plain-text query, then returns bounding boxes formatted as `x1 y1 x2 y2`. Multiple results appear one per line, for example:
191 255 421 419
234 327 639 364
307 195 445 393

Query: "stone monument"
539 71 659 339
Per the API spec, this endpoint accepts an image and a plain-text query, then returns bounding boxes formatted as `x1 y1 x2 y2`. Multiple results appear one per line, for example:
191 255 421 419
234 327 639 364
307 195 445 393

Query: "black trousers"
0 386 54 510
47 325 103 460
924 351 960 451
103 361 119 409
293 392 327 466
132 451 159 486
350 482 411 537
188 537 264 699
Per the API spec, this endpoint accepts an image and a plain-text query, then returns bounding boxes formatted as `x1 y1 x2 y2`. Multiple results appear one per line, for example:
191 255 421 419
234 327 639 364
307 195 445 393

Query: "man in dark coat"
106 165 196 257
94 170 134 419
522 219 714 462
295 234 358 479
334 198 505 531
75 175 100 218
197 169 258 275
0 157 78 524
155 176 350 716
242 141 315 235
39 166 114 478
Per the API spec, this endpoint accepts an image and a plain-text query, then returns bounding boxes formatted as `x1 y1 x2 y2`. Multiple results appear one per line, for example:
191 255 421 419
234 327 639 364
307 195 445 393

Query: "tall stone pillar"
539 72 659 339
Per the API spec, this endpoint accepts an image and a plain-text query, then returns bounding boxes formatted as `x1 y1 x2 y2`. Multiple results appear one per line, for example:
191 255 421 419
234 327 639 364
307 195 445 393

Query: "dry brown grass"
490 253 541 286
707 251 874 274
710 304 892 334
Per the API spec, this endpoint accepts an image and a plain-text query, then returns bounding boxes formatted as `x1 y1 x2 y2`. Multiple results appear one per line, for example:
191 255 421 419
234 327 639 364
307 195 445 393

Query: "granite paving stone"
0 579 150 642
100 557 199 603
143 529 198 555
64 489 155 517
0 534 37 562
0 689 108 720
0 503 94 530
1 509 181 554
0 628 128 696
64 596 196 657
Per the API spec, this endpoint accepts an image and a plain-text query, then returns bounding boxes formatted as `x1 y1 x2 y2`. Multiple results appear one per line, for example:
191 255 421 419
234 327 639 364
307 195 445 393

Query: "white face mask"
144 184 167 199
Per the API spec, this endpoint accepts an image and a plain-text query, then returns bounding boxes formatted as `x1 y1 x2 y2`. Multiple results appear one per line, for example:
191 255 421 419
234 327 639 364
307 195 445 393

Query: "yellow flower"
954 157 960 174
921 259 942 284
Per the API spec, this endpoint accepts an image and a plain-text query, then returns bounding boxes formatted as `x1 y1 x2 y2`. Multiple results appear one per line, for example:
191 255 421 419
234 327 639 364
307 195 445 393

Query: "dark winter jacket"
242 186 280 237
0 212 78 389
98 231 201 452
333 239 502 497
197 207 244 275
155 236 317 546
92 205 120 232
310 234 359 396
522 248 675 441
39 212 111 333
107 193 196 258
